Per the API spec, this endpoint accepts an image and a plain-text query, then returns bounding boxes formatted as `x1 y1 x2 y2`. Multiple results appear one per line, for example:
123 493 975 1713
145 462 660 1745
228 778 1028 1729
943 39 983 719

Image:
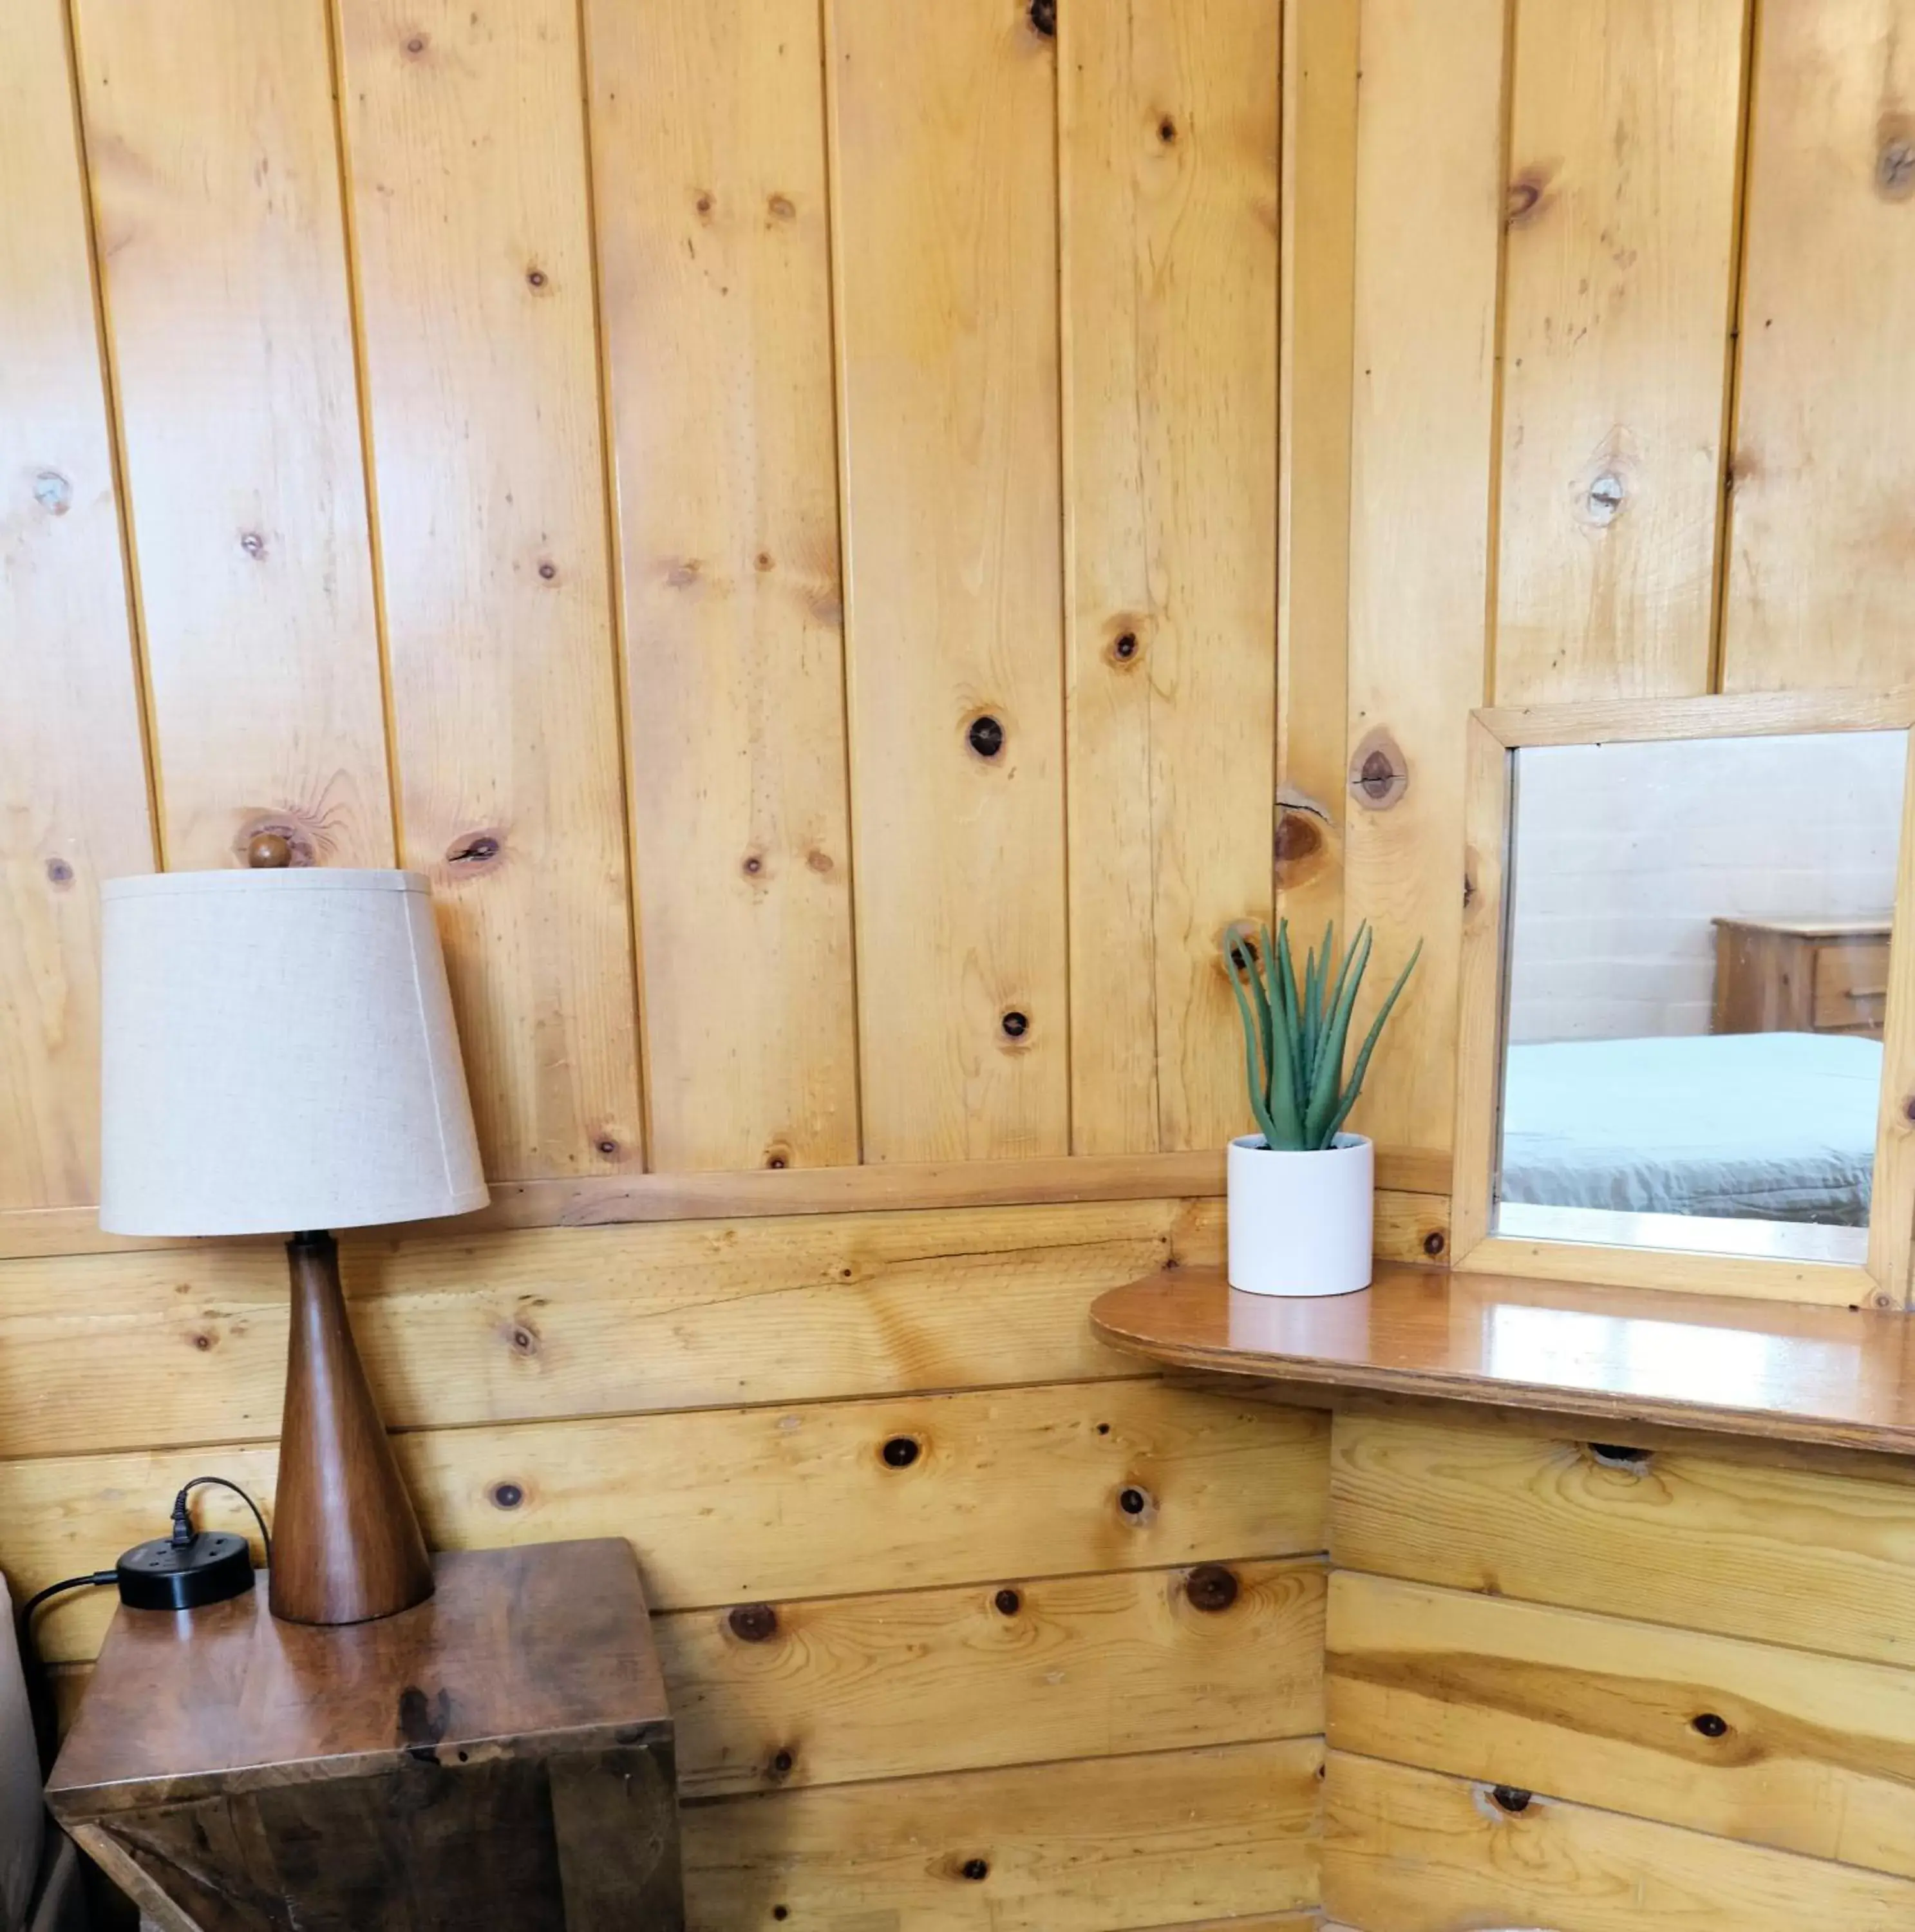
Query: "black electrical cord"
170 1476 272 1567
16 1572 115 1630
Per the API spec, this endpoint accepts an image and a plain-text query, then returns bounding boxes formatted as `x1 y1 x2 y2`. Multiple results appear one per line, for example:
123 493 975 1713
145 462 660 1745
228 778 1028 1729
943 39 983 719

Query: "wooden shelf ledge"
1090 1264 1915 1457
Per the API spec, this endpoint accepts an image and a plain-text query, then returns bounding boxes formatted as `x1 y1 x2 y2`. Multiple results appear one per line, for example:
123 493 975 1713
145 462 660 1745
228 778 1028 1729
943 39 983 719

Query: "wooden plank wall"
1323 1404 1915 1928
8 0 1915 1922
0 0 1327 1924
1321 0 1915 1168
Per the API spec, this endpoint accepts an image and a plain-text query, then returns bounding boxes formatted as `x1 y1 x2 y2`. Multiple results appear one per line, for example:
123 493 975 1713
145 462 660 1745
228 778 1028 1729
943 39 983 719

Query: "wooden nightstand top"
49 1539 667 1813
1710 911 1893 938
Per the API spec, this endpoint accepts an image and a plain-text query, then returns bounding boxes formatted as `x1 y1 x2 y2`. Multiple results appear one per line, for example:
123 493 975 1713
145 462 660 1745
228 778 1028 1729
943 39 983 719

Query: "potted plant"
1223 920 1420 1296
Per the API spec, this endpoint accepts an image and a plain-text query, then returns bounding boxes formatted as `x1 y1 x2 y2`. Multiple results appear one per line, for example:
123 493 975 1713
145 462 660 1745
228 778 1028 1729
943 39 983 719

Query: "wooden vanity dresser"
1093 1263 1915 1931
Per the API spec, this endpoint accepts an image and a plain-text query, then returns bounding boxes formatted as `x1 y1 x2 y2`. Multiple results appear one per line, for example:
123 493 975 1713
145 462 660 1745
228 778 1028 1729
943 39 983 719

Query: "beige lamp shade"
99 869 488 1236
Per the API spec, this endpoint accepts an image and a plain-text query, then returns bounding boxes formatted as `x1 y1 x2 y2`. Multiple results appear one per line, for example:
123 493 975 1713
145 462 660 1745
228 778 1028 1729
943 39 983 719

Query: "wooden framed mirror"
1452 690 1915 1309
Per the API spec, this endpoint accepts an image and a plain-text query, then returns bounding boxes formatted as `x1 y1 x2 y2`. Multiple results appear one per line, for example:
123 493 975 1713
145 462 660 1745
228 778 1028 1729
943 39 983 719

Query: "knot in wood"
961 1859 989 1882
1878 138 1915 199
1587 1441 1651 1471
1185 1564 1238 1612
881 1435 921 1468
994 1587 1022 1615
1028 0 1055 35
1000 1009 1030 1039
1692 1712 1729 1738
729 1603 778 1642
1585 471 1627 524
967 714 1006 759
1422 1227 1447 1258
1349 728 1408 811
1491 1785 1532 1814
44 857 75 887
490 1482 524 1510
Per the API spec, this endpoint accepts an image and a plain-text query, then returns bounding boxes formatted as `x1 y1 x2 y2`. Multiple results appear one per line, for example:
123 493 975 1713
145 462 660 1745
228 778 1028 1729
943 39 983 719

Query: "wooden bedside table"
1712 912 1893 1037
47 1540 683 1932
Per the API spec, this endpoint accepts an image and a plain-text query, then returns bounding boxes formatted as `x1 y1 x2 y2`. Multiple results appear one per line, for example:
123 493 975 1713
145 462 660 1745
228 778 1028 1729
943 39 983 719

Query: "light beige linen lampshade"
99 869 488 1236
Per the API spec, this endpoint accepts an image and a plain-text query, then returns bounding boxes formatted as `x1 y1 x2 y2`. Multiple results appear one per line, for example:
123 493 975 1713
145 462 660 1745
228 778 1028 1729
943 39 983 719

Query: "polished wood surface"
51 1542 679 1929
51 1541 666 1803
269 1231 433 1625
1091 1263 1915 1454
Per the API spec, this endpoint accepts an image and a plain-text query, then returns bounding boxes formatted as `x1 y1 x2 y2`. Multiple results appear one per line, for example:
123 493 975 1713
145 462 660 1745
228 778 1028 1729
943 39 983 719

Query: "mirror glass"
1495 728 1906 1262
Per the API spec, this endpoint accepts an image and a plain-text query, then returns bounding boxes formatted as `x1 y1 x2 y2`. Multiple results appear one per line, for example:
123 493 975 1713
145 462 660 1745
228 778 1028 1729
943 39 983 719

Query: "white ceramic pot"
1226 1133 1374 1297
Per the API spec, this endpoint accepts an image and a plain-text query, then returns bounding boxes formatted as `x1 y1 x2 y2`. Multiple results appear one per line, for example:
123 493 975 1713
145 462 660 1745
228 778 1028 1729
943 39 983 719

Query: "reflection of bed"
1500 1032 1882 1226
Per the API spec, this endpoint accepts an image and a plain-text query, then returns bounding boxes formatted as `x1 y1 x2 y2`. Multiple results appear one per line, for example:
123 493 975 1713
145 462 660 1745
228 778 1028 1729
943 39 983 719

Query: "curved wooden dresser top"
1091 1264 1915 1457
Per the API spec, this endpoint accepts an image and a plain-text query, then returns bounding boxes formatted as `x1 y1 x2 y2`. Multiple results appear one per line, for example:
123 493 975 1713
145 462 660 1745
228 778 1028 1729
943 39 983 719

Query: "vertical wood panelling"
71 0 392 871
1493 0 1746 705
585 0 860 1172
1721 0 1915 693
0 0 153 1211
1276 0 1361 944
1061 0 1280 1155
1341 0 1505 1157
829 0 1070 1162
336 0 643 1180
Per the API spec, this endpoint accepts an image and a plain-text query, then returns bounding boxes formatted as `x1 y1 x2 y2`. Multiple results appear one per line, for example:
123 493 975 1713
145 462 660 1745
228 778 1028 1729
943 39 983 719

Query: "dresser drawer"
1330 1410 1915 1667
1814 938 1890 1034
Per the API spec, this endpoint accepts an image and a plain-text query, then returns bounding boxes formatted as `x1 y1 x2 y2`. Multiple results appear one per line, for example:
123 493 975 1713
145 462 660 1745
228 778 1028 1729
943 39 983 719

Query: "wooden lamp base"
269 1231 434 1625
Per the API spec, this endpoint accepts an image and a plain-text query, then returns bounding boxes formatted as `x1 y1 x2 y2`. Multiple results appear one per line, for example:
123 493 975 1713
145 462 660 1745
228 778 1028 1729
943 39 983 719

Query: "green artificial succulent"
1224 919 1420 1153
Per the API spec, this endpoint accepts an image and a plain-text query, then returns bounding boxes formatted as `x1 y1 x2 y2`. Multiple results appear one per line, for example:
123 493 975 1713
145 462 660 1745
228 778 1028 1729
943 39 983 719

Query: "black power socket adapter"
115 1531 256 1611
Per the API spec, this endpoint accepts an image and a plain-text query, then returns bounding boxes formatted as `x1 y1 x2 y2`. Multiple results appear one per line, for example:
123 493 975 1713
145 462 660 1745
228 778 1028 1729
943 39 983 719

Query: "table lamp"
96 838 488 1625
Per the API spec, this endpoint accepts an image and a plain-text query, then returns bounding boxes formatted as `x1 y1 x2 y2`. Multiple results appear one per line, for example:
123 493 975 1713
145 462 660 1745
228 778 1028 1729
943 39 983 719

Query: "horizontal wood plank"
0 1148 1452 1258
0 1199 1211 1459
683 1738 1321 1931
1324 1748 1915 1931
0 1198 1469 1461
664 1556 1325 1795
11 1381 1328 1664
1328 1570 1915 1880
1331 1409 1915 1666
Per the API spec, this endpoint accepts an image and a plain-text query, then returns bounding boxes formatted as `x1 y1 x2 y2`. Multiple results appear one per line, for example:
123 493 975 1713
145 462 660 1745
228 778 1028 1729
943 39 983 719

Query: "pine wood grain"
10 1379 1329 1663
1722 0 1915 692
1330 1569 1915 1881
1276 0 1360 942
829 0 1070 1161
0 1199 1202 1458
0 1146 1452 1259
335 0 642 1179
1332 1408 1915 1666
71 0 392 869
1493 0 1746 704
1324 1748 1915 1931
585 0 858 1173
1061 0 1279 1155
1341 0 1504 1155
663 1555 1324 1795
683 1738 1322 1931
1093 1262 1915 1454
0 0 153 1213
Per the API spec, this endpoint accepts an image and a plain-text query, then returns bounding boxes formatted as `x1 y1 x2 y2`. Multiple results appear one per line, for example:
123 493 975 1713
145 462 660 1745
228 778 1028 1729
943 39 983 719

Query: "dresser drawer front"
1330 1412 1915 1667
1813 937 1890 1033
1328 1570 1915 1880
